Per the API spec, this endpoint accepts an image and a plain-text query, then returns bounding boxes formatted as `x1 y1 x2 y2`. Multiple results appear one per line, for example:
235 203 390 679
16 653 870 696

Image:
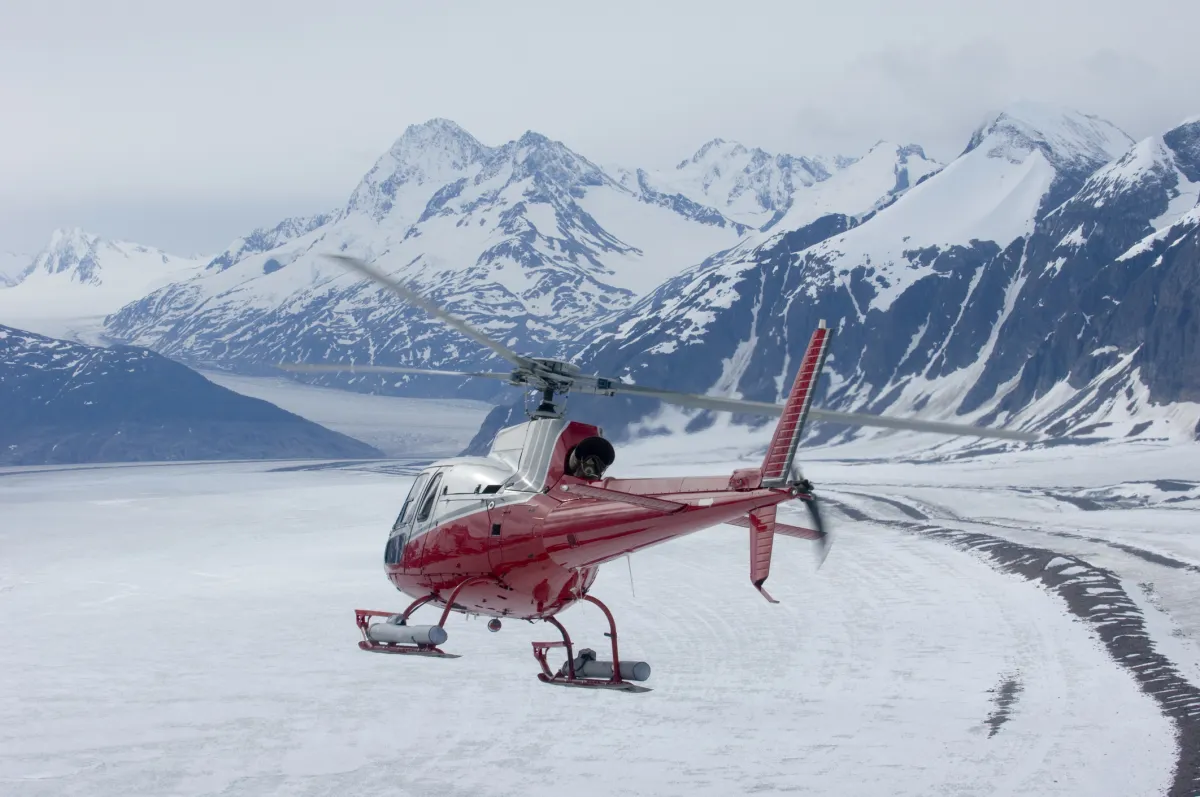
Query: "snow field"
0 455 1176 796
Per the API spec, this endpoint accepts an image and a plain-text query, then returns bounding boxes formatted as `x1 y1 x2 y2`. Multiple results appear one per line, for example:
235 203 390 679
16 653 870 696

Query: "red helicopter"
285 255 1033 693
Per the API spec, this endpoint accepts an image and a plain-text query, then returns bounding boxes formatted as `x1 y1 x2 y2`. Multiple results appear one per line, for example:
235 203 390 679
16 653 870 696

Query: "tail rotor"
798 488 830 567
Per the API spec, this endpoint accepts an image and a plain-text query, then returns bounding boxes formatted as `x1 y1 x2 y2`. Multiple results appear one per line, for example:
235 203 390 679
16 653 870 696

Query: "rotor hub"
529 358 582 379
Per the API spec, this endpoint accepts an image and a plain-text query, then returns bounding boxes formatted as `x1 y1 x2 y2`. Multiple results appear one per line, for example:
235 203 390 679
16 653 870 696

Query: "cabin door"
485 501 509 571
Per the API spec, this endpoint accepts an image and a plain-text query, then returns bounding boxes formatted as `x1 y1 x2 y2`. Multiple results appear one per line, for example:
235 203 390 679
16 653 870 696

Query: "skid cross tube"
583 594 622 683
530 594 649 691
437 575 496 627
545 615 576 679
400 593 438 623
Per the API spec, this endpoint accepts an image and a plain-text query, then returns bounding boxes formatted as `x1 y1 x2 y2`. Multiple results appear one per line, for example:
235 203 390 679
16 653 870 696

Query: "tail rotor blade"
801 493 830 568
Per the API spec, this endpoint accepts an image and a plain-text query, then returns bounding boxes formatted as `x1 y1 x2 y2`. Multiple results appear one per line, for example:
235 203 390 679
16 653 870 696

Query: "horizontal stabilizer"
725 515 822 540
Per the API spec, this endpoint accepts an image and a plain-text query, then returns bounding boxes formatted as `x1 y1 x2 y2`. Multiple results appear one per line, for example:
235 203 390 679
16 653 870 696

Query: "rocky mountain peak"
205 212 335 273
1162 117 1200 182
1065 118 1200 233
680 138 752 168
388 118 487 162
346 118 490 220
0 250 33 287
963 101 1133 173
655 138 854 228
500 131 609 193
47 226 95 249
33 228 105 283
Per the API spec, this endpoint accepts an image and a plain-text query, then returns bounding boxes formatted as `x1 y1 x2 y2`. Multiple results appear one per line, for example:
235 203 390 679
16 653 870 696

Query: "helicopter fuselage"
305 257 1017 687
383 417 794 620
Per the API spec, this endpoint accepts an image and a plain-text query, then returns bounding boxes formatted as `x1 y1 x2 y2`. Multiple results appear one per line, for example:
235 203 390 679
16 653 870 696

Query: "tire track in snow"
834 492 1079 793
827 491 1200 797
903 490 1200 575
836 486 1200 574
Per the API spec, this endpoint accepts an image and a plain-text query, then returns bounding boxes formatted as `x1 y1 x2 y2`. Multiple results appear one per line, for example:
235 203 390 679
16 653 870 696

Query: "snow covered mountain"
205 212 335 272
613 139 858 231
549 106 1200 447
983 115 1200 436
0 324 381 465
23 104 1192 452
105 120 878 399
0 229 206 338
0 250 31 287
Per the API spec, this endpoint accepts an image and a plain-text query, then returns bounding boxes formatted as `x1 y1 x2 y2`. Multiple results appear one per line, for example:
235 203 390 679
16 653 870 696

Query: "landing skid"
354 577 497 659
358 641 461 658
530 597 652 694
536 673 651 693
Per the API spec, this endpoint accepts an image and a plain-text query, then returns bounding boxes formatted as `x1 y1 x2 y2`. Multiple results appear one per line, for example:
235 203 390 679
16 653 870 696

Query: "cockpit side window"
393 473 430 532
416 472 443 523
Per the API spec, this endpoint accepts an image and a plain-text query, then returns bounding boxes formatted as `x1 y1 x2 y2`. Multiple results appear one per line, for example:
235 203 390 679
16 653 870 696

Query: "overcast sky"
2 0 1198 255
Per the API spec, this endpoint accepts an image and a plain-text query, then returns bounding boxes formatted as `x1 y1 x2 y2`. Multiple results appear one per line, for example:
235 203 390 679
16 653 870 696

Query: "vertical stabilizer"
760 322 832 488
749 505 779 603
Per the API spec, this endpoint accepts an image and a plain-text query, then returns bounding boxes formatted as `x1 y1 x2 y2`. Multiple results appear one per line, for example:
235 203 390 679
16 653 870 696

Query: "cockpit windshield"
416 473 443 523
393 472 431 531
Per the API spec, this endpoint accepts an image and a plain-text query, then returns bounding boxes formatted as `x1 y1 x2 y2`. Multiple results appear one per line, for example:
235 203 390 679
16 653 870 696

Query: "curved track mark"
826 492 1200 797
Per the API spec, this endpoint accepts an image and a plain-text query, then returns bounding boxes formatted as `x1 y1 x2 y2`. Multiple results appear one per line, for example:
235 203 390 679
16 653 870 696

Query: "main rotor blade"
319 252 1036 443
276 363 513 380
807 408 1037 442
591 381 1037 442
585 381 782 415
323 254 536 371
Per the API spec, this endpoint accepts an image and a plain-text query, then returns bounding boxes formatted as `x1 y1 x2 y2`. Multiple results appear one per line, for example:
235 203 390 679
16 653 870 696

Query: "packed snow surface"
0 428 1190 796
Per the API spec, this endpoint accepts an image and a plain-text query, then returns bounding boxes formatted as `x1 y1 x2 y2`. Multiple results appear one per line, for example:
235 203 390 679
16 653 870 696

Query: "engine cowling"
567 436 615 480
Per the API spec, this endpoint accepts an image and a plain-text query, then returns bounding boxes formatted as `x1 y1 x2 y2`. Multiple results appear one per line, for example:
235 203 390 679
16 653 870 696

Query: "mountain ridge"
549 108 1198 449
0 324 383 465
101 118 903 404
9 103 1197 454
0 228 207 337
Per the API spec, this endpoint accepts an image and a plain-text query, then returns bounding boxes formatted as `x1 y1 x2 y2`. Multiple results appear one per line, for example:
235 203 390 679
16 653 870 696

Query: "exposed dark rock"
0 325 381 465
985 676 1023 737
829 495 1200 797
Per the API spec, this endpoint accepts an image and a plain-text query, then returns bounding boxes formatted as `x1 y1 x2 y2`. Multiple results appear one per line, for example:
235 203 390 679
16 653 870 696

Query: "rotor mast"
532 386 561 419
